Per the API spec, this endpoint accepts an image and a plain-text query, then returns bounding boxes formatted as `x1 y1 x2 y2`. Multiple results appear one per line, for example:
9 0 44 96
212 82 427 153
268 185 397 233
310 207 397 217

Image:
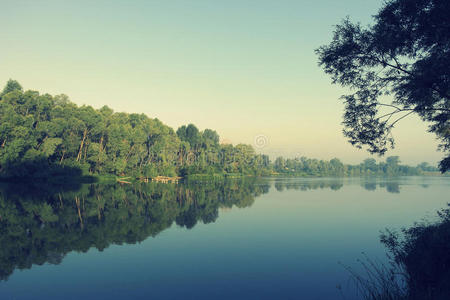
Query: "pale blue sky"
0 0 441 165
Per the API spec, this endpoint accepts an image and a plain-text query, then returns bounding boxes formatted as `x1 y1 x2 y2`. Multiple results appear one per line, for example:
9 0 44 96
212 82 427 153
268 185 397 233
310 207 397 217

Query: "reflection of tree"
363 182 377 191
385 183 400 194
0 179 269 281
360 181 401 193
274 182 285 192
273 179 344 191
379 182 400 194
273 179 405 194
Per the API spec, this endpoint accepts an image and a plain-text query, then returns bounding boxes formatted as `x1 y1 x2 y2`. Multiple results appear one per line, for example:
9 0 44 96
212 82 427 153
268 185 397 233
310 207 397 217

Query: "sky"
0 0 442 165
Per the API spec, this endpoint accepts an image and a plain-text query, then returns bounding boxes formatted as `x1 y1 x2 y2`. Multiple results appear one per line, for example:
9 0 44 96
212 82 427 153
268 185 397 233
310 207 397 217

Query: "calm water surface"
0 177 449 299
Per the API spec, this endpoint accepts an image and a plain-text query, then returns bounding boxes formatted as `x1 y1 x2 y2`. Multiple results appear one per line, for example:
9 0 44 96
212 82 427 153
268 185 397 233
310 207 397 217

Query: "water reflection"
273 178 344 191
362 181 400 193
0 177 432 283
272 177 407 193
0 179 269 281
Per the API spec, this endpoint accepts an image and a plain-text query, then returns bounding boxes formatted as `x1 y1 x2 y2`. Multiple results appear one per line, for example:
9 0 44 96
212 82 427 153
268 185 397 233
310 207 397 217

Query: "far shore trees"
0 80 439 179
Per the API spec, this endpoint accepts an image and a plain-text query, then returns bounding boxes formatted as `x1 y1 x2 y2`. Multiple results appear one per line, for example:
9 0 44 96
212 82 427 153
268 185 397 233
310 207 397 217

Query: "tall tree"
0 79 23 97
316 0 450 172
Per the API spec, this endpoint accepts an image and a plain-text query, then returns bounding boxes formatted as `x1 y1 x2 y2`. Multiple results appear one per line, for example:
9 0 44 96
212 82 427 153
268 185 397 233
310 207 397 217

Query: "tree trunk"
75 196 83 228
60 150 66 164
83 142 88 161
125 144 135 162
36 135 48 149
76 129 88 161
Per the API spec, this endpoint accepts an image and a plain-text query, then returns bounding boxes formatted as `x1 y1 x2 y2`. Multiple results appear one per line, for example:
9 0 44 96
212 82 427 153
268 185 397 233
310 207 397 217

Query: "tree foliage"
316 0 450 172
0 81 271 178
380 204 450 299
271 155 431 177
0 80 438 178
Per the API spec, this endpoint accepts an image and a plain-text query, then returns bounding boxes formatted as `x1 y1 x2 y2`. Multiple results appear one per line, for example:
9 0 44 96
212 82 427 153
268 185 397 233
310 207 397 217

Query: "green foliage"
350 204 450 300
316 0 450 172
0 80 440 179
0 79 22 97
40 138 63 157
272 156 428 177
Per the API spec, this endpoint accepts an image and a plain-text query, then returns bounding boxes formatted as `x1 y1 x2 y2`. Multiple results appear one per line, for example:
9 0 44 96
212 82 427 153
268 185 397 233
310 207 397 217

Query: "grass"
344 204 450 300
342 253 407 300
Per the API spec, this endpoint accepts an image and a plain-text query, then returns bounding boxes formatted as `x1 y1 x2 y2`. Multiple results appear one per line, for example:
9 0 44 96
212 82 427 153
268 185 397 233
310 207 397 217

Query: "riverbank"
1 171 449 185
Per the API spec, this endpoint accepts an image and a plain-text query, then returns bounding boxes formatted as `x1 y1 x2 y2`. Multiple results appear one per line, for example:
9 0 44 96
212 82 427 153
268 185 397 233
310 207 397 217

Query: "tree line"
272 156 439 177
0 80 440 179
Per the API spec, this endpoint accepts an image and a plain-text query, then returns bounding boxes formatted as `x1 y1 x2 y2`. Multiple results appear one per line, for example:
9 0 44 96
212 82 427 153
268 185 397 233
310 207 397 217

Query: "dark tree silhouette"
316 0 450 172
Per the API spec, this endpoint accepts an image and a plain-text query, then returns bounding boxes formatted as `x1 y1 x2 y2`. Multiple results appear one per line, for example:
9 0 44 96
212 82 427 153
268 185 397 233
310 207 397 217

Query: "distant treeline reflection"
274 179 344 191
272 179 403 193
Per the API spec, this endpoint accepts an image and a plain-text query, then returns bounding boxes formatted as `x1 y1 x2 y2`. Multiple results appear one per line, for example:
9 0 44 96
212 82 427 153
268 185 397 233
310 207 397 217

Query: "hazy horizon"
0 0 441 165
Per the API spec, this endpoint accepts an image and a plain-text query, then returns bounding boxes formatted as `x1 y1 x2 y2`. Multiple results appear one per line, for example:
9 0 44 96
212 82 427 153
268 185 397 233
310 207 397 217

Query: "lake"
0 176 449 299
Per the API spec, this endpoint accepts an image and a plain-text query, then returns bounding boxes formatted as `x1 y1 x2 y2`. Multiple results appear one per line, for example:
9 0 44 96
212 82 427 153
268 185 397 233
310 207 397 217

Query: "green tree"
316 0 450 172
0 80 431 179
202 129 219 146
274 157 286 172
0 79 23 97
